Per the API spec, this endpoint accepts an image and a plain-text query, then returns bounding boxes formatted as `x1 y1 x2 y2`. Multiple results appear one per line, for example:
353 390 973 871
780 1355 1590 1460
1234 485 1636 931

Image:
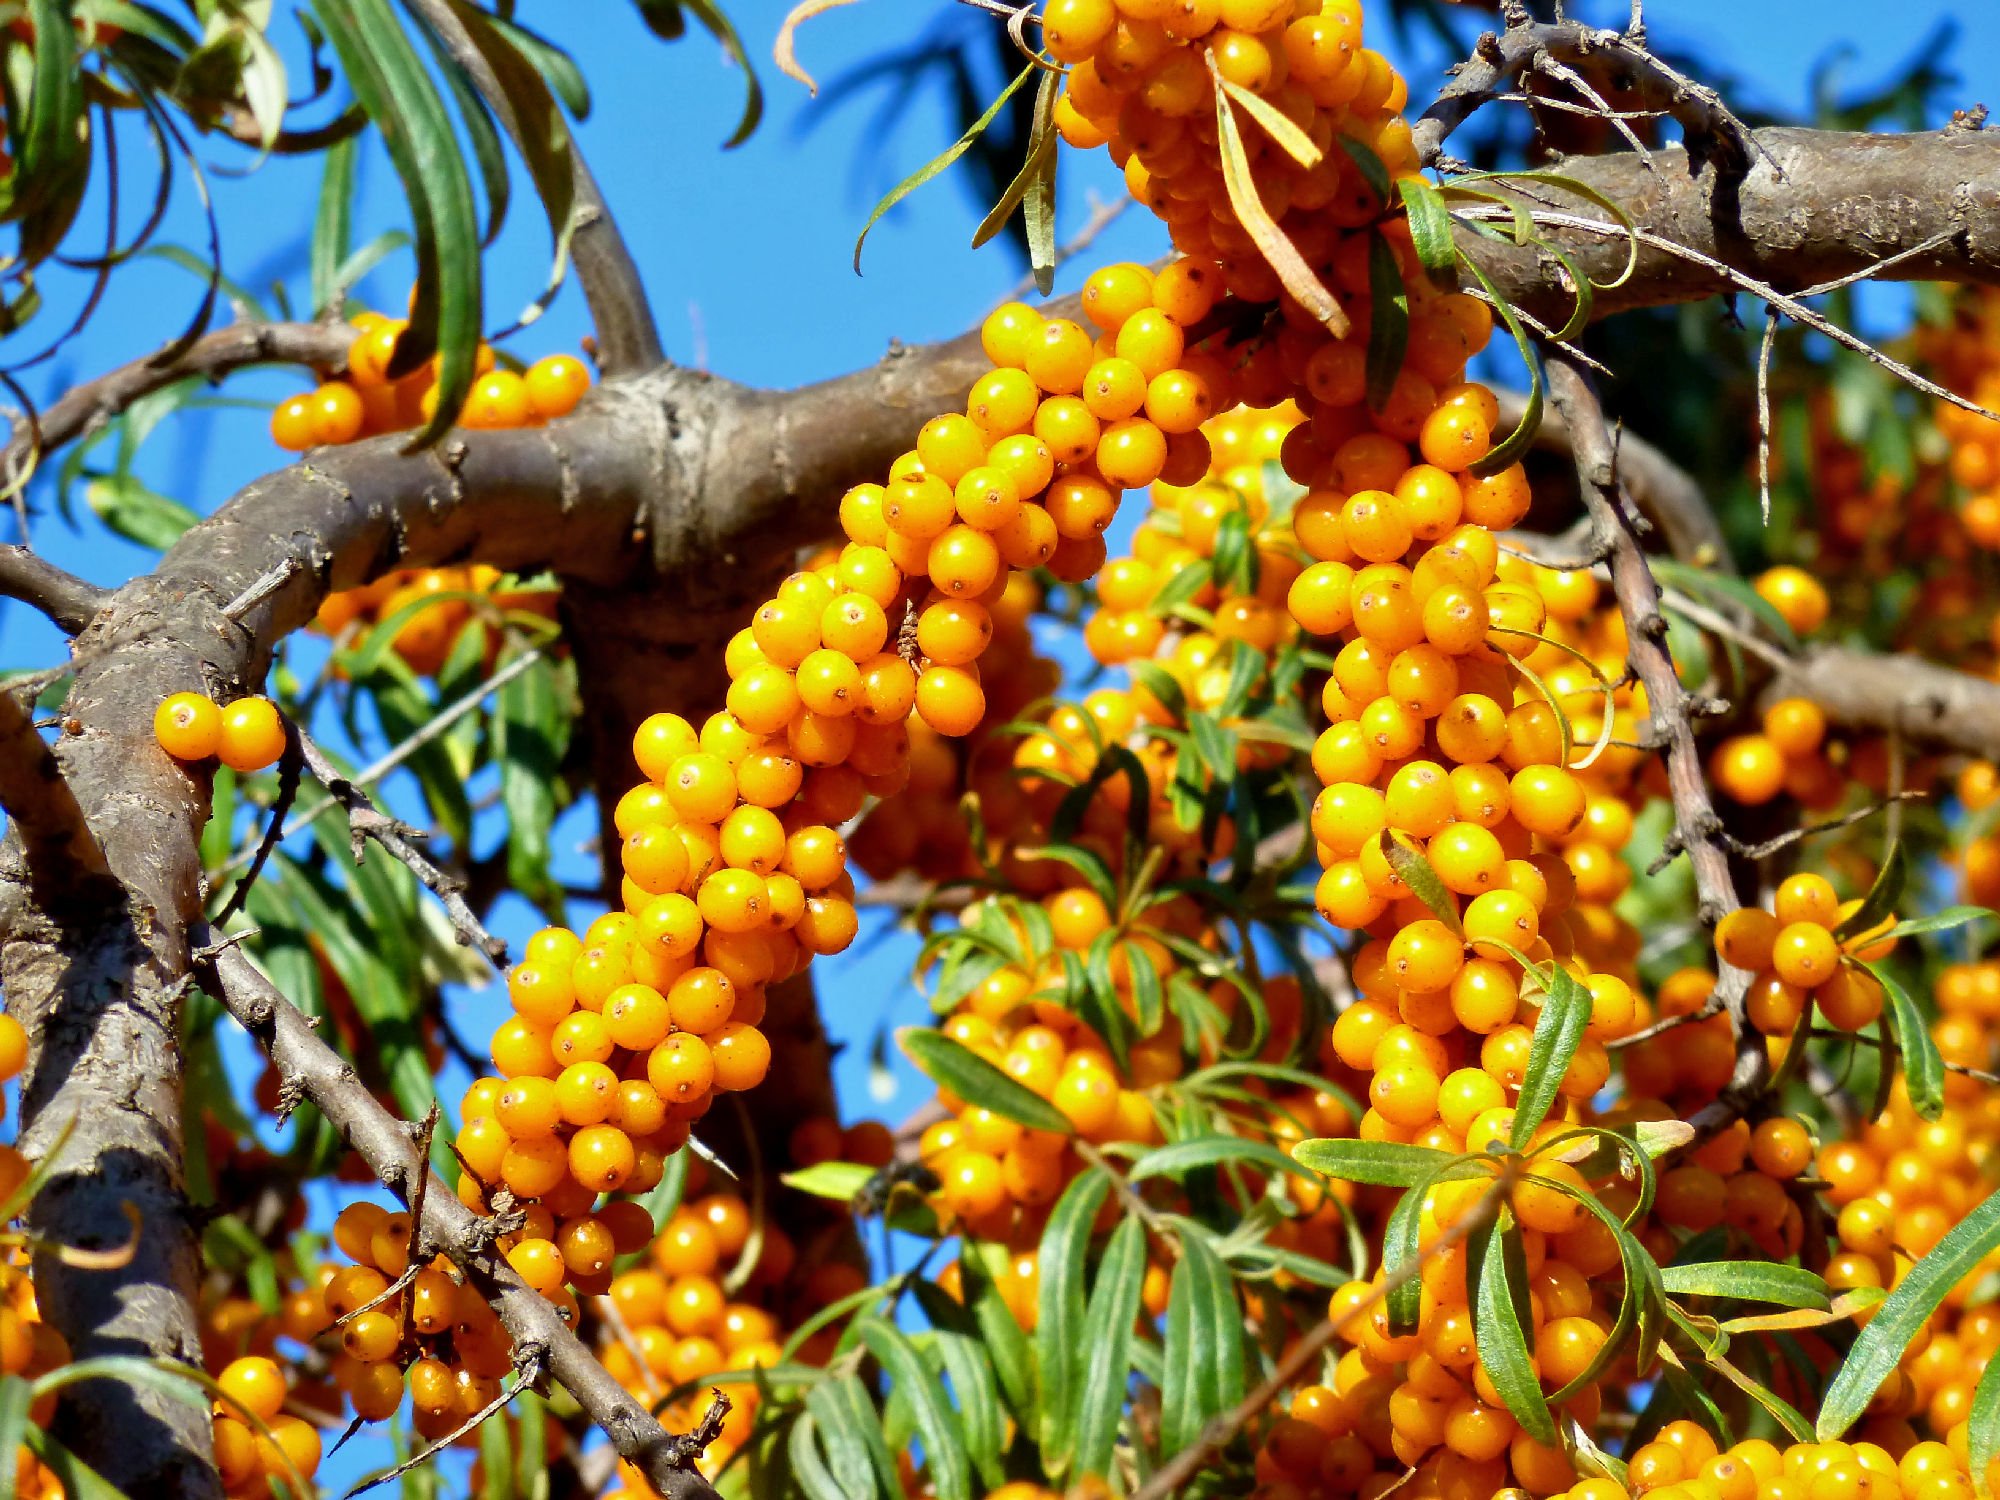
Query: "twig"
1073 1139 1177 1256
1757 307 1778 524
1412 16 1768 176
1543 352 1766 1140
1794 226 1967 299
294 727 509 964
196 936 724 1500
0 546 108 633
400 0 662 377
1459 204 1999 425
1606 996 1724 1052
213 648 544 877
209 726 305 927
344 1357 538 1498
1656 589 1791 671
1531 51 1655 166
595 1294 665 1403
400 1105 442 1346
1128 1172 1511 1500
1725 792 1928 862
1 320 355 495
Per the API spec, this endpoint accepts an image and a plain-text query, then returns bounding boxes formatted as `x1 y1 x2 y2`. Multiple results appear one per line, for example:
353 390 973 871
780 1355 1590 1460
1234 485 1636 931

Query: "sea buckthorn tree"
4 2 2000 1498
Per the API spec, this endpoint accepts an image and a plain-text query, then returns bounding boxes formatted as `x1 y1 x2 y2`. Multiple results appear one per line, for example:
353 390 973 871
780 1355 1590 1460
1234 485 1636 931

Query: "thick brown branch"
1768 646 2000 762
198 941 720 1500
0 373 687 1493
403 0 663 378
0 546 109 633
3 320 358 487
1454 128 2000 328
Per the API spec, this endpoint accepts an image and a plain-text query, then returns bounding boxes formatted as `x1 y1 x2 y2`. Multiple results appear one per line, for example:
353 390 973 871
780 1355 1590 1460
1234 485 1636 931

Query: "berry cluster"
270 313 591 452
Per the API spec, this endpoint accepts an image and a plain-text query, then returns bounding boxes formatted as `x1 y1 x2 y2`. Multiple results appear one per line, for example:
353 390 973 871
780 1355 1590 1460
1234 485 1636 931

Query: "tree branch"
0 546 109 634
1414 15 1767 175
0 373 687 1494
1449 127 2000 329
1768 646 2000 762
293 727 509 964
2 320 358 490
1543 352 1766 1137
402 0 663 378
197 939 721 1500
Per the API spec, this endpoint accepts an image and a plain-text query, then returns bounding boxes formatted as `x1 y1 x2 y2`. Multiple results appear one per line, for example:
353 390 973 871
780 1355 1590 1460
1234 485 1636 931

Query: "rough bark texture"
1456 128 2000 327
6 110 2000 1491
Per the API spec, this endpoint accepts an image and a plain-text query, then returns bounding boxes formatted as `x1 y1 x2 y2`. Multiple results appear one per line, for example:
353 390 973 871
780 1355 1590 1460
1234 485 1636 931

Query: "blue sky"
1 0 1995 1486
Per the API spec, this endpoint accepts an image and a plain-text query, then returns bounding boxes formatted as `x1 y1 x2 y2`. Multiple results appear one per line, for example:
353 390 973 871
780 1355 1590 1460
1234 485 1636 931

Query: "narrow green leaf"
1832 841 1907 941
1868 961 1945 1123
1398 176 1458 281
1881 907 1994 942
1969 1344 2000 1495
680 0 763 147
0 1373 29 1500
1037 1169 1113 1471
1292 1138 1454 1186
1074 1215 1147 1483
1146 558 1215 620
971 69 1057 251
861 1321 972 1500
791 1407 872 1500
311 136 358 316
1659 1262 1830 1309
855 64 1035 273
899 1029 1072 1136
84 474 198 551
1376 832 1461 934
23 1427 124 1500
1819 1186 2000 1439
1652 559 1802 651
1210 508 1257 598
960 1244 1033 1415
1471 1216 1558 1444
1364 228 1410 413
1334 134 1391 204
1456 254 1543 477
315 0 481 447
496 654 569 915
911 1280 1007 1489
1159 1231 1243 1459
1509 960 1592 1148
1127 1133 1321 1188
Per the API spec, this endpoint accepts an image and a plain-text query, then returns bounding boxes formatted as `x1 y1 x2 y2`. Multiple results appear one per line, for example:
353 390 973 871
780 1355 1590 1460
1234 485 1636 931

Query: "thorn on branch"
294 727 510 965
222 557 303 622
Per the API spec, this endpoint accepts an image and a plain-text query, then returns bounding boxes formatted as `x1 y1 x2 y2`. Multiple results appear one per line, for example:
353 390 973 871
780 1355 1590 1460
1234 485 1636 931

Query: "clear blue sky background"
1 0 1995 1487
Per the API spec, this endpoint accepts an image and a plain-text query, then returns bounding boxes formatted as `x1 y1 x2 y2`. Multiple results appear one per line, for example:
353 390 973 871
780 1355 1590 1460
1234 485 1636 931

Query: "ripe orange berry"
154 691 222 760
524 353 591 419
1754 565 1830 635
215 696 288 773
